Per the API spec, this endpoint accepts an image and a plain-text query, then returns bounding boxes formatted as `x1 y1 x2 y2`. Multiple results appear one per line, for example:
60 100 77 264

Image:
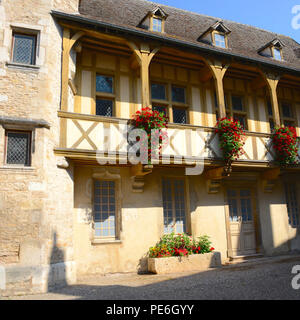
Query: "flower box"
148 252 221 274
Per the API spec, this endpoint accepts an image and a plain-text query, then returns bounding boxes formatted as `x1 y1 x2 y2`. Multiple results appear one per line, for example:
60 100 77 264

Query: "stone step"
226 253 264 264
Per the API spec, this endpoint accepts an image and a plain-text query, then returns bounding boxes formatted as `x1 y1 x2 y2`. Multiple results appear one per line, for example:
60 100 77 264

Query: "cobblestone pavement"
3 254 300 300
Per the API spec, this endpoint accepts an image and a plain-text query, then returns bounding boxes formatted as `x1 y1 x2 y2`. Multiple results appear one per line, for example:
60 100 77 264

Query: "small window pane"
152 18 162 32
6 131 30 166
173 108 187 124
96 75 113 93
273 48 282 61
269 119 275 131
232 96 244 112
281 103 293 118
13 34 36 65
214 33 226 48
151 83 166 100
172 86 186 103
96 99 113 117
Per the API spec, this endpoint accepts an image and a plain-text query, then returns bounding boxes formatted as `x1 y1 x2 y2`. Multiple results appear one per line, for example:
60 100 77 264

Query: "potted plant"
272 126 300 167
131 107 168 165
215 117 245 172
148 233 221 274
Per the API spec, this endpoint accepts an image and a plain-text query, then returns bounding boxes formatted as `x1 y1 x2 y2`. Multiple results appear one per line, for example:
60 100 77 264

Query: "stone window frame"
0 116 50 169
4 129 32 167
7 23 42 70
284 182 300 228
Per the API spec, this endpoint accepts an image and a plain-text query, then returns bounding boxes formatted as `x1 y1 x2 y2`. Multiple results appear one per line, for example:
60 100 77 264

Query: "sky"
150 0 300 42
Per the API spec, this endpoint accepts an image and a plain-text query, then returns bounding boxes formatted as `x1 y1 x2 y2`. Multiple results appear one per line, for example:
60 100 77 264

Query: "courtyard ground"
2 254 300 300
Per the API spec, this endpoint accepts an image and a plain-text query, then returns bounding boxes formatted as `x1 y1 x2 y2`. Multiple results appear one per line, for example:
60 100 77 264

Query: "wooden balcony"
55 111 300 169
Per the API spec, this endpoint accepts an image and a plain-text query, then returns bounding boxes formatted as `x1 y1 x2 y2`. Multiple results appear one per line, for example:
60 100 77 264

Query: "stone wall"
0 0 79 296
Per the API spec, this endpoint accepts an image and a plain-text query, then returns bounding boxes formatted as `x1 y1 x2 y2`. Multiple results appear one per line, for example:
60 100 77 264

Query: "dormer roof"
68 0 300 72
258 38 285 53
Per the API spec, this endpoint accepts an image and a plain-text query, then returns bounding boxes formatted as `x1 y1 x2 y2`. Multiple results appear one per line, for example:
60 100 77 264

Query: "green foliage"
149 233 215 258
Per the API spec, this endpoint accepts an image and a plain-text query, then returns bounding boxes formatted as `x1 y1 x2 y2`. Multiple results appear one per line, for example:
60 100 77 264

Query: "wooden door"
227 188 257 256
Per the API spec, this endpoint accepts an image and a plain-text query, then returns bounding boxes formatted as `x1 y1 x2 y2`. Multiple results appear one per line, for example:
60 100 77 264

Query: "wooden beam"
251 76 267 91
206 60 229 119
61 28 85 111
263 73 281 127
261 167 281 193
127 41 160 107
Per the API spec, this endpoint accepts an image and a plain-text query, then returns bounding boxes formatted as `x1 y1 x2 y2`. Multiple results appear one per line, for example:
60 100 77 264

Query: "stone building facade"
0 0 300 296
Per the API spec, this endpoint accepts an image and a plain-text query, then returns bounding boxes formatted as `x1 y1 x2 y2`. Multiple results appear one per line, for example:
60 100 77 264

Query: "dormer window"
138 6 168 33
273 47 282 61
214 32 226 48
198 21 231 49
258 39 284 61
152 17 162 32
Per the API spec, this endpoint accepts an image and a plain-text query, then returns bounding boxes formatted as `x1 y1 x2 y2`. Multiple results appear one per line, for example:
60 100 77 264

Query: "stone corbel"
261 167 281 193
56 156 69 169
130 163 153 193
204 167 226 194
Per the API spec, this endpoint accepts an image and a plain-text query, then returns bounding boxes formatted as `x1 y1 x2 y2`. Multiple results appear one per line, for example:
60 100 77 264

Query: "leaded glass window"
232 96 244 112
96 75 113 93
281 102 296 127
162 179 186 234
171 86 186 104
285 183 299 227
173 108 187 124
151 83 166 100
6 131 31 166
12 33 36 65
96 99 113 117
94 180 117 237
281 103 293 118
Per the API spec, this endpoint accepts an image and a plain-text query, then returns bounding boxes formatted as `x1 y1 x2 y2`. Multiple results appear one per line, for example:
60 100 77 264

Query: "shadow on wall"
47 231 67 291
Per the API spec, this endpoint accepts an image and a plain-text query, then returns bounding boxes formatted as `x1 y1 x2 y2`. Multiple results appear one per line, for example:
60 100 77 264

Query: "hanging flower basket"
131 107 169 165
272 126 300 167
215 117 246 169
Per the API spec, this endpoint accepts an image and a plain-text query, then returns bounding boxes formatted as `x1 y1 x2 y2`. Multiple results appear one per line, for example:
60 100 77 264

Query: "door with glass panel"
227 188 257 256
162 178 187 234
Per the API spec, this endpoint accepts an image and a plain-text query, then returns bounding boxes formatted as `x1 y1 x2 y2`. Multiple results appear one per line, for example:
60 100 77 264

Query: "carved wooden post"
127 42 160 108
264 74 281 127
61 28 85 111
206 60 229 119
